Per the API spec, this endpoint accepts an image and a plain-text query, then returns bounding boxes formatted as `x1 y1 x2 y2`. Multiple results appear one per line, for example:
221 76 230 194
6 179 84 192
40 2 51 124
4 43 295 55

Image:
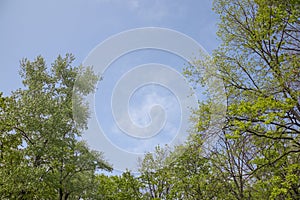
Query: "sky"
0 0 220 172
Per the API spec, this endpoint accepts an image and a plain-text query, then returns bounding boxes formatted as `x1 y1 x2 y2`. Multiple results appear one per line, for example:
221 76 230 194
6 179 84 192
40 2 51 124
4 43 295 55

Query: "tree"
167 134 228 200
185 0 300 199
94 172 143 200
212 0 299 147
138 145 173 199
0 54 112 199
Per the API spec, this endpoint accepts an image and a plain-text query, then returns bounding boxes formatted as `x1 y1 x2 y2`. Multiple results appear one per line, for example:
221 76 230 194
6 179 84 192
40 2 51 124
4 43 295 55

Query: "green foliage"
184 0 300 199
98 1 300 198
1 0 300 199
138 145 174 199
0 54 111 199
93 172 142 200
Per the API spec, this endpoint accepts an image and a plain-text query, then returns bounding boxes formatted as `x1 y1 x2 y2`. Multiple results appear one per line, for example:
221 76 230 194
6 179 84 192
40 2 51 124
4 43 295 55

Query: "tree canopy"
0 54 111 199
1 0 299 199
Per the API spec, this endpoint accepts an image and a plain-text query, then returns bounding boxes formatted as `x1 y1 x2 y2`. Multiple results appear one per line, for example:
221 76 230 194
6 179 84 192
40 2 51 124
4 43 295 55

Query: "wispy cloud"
95 0 187 22
129 90 175 126
132 0 169 21
108 86 181 153
127 0 139 10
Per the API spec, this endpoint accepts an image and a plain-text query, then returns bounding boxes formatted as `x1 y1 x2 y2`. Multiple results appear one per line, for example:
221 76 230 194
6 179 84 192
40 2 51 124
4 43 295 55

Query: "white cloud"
127 0 139 10
95 0 186 22
129 90 175 126
108 86 181 153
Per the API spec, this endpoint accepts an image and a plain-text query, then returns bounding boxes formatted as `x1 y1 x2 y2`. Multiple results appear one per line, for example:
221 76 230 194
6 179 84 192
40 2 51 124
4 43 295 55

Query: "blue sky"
0 0 219 95
0 0 220 172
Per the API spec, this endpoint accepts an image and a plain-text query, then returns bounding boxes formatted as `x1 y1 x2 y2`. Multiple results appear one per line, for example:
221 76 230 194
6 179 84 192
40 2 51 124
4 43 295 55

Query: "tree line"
0 0 299 199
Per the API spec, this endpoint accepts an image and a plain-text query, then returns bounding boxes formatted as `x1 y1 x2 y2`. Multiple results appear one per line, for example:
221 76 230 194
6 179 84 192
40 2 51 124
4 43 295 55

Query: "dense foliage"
0 55 111 199
1 0 299 199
